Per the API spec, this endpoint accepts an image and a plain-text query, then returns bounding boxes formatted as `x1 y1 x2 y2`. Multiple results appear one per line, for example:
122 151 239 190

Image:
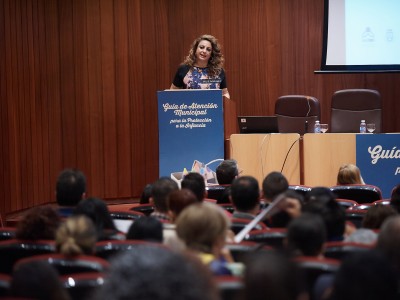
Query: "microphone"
305 121 309 133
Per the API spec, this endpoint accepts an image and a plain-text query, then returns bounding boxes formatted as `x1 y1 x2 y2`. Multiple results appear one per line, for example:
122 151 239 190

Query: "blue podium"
157 89 224 184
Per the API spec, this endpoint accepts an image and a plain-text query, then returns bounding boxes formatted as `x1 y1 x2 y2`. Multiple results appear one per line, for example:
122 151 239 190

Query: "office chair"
275 95 321 135
330 89 382 133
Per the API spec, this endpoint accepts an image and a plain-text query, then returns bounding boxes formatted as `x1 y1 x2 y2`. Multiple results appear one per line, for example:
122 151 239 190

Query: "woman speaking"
170 34 230 99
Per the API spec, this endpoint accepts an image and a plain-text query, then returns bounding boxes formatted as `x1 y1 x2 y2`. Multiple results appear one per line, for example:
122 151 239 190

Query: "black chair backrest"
0 239 56 274
15 254 110 275
275 95 321 135
324 241 374 260
244 228 287 249
0 227 16 241
330 89 382 133
130 204 154 216
330 185 382 204
62 272 106 300
95 240 165 261
207 185 230 204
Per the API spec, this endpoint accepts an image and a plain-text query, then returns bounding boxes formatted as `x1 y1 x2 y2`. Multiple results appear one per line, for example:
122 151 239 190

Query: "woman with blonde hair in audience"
55 215 97 256
176 202 233 275
336 164 365 185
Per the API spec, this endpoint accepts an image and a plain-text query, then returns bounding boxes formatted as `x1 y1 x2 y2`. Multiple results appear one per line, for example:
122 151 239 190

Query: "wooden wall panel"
1 0 399 216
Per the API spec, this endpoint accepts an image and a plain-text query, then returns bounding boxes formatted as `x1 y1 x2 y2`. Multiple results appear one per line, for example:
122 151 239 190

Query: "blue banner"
356 134 400 198
157 90 224 183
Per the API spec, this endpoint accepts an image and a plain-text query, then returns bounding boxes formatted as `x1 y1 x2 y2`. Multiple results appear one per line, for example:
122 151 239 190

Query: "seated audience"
74 197 123 240
286 213 326 258
303 187 347 241
163 189 198 251
176 202 233 275
126 216 163 243
376 215 400 274
230 176 260 220
346 204 397 245
10 260 71 300
56 168 87 217
329 251 397 300
150 177 179 222
56 215 97 257
139 183 153 204
216 159 240 185
262 171 289 204
269 190 304 228
390 183 400 213
336 163 365 185
181 172 207 202
15 206 61 240
244 251 307 300
93 245 219 300
215 159 240 203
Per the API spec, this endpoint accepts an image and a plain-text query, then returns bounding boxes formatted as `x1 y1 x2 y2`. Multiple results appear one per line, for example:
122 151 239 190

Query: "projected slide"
324 0 400 69
345 0 400 65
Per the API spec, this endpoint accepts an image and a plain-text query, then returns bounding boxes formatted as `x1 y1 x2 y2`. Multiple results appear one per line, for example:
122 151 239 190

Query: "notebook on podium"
237 116 279 134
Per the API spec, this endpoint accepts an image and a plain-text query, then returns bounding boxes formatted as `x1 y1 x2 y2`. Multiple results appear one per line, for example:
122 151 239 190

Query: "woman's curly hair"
183 34 224 77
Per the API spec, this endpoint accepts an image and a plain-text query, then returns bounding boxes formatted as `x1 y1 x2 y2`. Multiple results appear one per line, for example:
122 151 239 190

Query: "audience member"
216 159 239 185
10 260 71 300
126 216 163 243
269 190 303 228
303 187 346 241
345 204 397 245
181 172 207 202
376 215 400 273
336 163 365 185
329 251 397 300
15 205 61 240
139 183 153 204
244 251 307 300
74 197 122 241
56 215 97 257
286 213 326 258
363 204 397 229
163 189 198 251
150 177 179 222
230 176 260 220
390 183 400 213
262 171 289 204
93 245 219 300
56 168 87 217
176 202 233 275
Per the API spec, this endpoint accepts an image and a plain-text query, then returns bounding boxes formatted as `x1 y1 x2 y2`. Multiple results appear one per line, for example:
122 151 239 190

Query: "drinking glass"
367 123 376 133
320 124 329 133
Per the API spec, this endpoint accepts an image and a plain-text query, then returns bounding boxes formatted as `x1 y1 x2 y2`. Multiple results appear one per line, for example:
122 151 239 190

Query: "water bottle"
360 120 366 133
314 120 321 133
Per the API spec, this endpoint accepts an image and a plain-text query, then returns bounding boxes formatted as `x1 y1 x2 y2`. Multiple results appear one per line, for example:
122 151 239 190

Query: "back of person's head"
230 176 260 212
262 172 289 201
362 204 397 229
216 159 239 185
56 168 86 206
151 177 179 213
176 202 229 253
286 213 326 257
377 215 400 272
10 260 71 300
303 187 345 241
167 188 198 221
140 184 153 204
181 172 206 202
56 215 97 256
330 250 397 300
390 184 400 213
126 216 163 242
244 251 306 300
16 206 61 240
336 163 364 185
93 245 218 300
74 197 117 239
269 190 304 228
